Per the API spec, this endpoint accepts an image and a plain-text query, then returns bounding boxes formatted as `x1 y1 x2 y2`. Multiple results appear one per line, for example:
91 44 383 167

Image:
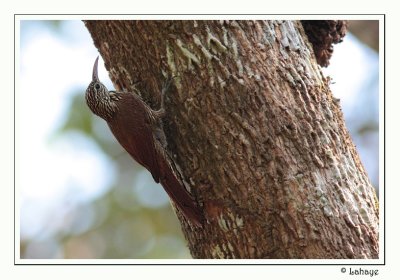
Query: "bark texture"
84 20 379 259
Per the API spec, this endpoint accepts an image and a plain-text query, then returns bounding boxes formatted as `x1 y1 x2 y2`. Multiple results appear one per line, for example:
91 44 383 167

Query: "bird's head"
85 56 118 121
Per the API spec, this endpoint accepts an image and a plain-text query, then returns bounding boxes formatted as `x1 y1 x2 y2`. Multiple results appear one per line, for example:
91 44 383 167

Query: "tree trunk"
84 20 379 259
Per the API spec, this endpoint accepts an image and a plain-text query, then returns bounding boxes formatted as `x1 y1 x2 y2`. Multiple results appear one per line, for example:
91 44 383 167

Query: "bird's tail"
158 158 204 227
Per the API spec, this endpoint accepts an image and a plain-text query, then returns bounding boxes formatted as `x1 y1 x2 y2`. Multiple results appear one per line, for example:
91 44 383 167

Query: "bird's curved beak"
92 56 99 82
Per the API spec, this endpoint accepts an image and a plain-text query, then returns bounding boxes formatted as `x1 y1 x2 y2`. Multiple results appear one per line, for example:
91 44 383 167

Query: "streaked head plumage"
85 56 117 120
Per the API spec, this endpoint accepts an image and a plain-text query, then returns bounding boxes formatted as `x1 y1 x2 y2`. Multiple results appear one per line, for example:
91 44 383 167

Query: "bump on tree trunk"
84 20 379 259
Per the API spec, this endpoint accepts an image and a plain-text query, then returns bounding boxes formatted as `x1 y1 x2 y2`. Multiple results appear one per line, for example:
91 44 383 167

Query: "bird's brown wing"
108 93 162 183
108 92 204 225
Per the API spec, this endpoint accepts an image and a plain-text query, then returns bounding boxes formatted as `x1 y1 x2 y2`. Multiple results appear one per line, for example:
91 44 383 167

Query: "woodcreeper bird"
85 56 203 226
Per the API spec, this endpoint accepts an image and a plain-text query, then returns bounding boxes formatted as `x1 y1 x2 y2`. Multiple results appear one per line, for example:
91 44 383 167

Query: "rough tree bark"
84 20 379 259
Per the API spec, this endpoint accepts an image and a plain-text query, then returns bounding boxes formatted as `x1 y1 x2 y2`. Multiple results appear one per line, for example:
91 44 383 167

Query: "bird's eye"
94 83 100 90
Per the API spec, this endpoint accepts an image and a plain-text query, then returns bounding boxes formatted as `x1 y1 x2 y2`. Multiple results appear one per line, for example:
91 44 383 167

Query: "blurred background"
18 20 380 259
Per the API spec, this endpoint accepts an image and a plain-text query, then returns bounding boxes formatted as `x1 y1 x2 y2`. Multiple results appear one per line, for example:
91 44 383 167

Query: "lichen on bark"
84 20 379 259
